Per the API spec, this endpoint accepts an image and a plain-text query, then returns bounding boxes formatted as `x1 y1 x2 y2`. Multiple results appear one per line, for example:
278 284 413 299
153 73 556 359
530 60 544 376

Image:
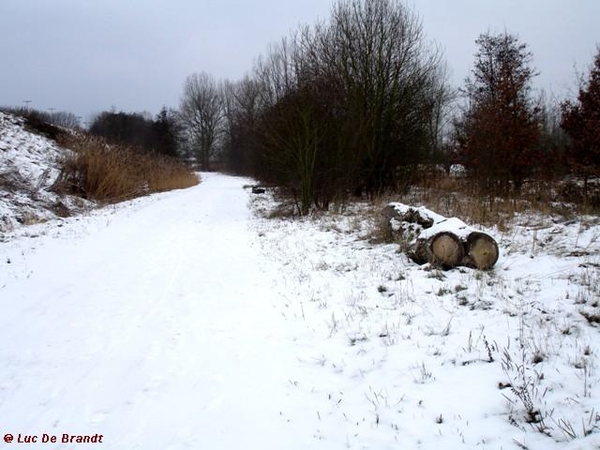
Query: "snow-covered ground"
1 173 328 449
1 171 599 449
0 112 91 233
250 191 600 450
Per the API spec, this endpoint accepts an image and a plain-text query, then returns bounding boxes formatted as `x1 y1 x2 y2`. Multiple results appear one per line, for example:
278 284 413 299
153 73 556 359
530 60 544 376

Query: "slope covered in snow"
0 172 599 449
0 112 90 233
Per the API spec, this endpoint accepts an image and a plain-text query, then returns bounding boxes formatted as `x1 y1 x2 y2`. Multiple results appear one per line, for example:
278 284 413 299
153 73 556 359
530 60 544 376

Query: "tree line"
211 0 453 214
176 0 600 211
88 107 180 158
0 106 182 161
8 0 597 212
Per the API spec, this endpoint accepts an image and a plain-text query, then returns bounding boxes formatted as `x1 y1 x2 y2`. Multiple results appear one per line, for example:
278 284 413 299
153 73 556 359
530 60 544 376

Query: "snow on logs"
382 203 499 270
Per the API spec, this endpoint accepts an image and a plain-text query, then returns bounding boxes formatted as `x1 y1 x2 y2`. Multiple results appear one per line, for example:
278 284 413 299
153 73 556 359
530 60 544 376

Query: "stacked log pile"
382 203 499 270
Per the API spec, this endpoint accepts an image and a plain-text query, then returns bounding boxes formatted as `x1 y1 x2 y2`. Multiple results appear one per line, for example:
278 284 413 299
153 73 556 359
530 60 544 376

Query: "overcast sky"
1 0 598 121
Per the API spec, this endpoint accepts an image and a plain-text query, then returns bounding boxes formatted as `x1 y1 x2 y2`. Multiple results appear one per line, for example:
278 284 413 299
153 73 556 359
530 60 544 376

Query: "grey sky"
1 0 598 121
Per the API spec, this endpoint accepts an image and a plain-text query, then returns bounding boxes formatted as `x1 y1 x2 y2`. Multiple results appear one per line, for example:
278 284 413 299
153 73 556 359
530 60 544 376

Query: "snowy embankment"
1 172 599 449
0 112 91 233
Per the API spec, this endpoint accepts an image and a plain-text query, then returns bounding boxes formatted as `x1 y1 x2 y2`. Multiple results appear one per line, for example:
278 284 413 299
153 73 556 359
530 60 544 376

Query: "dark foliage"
454 32 541 196
561 47 600 205
89 107 180 158
218 0 450 214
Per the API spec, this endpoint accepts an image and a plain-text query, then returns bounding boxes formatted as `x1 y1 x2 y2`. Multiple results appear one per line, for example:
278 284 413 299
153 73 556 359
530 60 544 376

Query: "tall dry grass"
55 134 199 203
375 170 596 230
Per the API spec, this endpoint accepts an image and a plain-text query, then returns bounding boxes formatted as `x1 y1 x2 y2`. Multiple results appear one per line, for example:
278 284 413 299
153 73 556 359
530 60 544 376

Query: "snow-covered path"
0 174 319 449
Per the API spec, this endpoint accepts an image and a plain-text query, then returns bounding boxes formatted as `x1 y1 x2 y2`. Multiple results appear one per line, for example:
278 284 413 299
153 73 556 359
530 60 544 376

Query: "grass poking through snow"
250 186 600 448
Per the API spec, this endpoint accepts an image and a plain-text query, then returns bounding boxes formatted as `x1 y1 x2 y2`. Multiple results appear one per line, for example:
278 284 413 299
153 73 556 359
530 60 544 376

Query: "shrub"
55 134 198 202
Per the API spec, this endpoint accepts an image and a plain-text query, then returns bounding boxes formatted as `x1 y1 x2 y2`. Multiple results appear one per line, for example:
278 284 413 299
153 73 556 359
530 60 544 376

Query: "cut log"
430 232 464 269
463 232 499 270
384 202 500 270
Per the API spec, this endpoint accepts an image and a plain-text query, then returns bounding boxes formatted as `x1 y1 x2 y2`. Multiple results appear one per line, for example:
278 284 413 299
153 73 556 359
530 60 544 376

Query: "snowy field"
1 170 599 449
250 188 600 450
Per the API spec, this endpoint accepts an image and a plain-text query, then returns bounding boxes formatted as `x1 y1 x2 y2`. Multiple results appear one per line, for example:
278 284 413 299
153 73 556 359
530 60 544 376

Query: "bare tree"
220 77 261 175
47 111 81 129
537 91 569 179
257 86 322 215
322 0 448 195
180 72 223 170
216 0 451 212
253 37 301 113
424 62 456 168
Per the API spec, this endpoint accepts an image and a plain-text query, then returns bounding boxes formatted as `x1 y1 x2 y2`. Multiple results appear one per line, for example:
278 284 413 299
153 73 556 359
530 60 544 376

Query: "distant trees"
538 94 569 179
171 0 598 211
0 107 81 144
1 107 81 132
179 72 224 170
454 32 541 196
46 111 80 129
89 107 180 158
561 46 600 203
220 77 261 175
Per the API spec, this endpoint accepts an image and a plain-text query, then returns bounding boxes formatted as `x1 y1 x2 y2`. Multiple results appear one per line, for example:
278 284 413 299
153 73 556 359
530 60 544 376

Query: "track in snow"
0 173 321 449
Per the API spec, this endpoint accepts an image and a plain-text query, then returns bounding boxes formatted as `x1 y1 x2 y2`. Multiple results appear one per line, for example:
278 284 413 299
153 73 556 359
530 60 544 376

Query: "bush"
54 134 198 202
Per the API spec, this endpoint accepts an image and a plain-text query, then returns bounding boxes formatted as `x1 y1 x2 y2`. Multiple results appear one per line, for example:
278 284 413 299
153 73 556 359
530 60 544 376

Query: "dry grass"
54 134 199 203
383 173 594 230
359 171 600 244
368 210 397 244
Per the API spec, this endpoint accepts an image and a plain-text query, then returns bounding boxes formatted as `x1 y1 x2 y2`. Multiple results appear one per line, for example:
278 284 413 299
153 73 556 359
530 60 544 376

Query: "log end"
463 232 499 270
430 232 464 269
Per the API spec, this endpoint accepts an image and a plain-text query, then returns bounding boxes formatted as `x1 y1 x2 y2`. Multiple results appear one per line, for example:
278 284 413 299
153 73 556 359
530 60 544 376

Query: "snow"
250 193 600 449
388 202 475 240
0 111 91 233
1 173 336 449
1 167 599 447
